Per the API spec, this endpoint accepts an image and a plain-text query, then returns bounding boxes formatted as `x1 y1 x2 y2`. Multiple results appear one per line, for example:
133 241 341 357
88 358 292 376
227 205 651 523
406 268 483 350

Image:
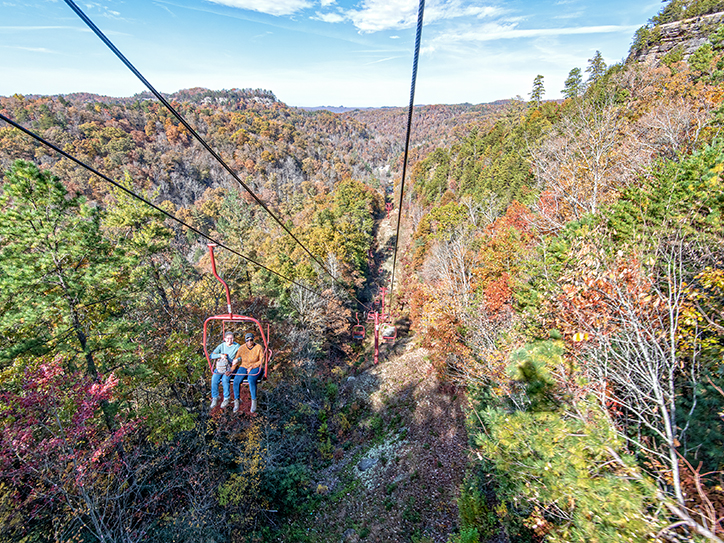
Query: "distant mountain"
297 106 379 113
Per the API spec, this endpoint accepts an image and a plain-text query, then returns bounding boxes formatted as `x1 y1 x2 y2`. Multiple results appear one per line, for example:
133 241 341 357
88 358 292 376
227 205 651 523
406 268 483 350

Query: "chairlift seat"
380 324 397 342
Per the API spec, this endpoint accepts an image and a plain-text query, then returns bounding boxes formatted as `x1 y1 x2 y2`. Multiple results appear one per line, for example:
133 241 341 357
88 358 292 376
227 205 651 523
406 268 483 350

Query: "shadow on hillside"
323 348 470 543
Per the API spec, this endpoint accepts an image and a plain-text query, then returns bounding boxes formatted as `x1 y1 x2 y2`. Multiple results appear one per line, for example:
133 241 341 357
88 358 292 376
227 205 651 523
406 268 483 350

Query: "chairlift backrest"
352 312 365 340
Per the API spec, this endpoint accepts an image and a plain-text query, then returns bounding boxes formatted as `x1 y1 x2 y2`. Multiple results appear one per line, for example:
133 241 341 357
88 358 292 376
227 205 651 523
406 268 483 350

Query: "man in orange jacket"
231 332 264 413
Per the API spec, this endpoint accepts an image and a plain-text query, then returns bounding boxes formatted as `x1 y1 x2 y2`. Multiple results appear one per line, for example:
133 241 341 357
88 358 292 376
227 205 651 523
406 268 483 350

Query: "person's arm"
210 343 223 360
229 345 240 372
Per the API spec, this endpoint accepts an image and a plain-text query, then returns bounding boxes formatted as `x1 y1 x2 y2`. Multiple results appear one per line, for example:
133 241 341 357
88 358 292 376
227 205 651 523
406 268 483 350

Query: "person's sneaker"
250 399 257 413
210 397 218 409
220 397 230 409
233 400 239 413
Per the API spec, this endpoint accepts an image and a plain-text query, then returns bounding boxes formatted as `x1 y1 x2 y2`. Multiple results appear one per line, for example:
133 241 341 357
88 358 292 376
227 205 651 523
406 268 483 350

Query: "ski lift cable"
0 112 335 304
63 0 371 312
389 0 425 308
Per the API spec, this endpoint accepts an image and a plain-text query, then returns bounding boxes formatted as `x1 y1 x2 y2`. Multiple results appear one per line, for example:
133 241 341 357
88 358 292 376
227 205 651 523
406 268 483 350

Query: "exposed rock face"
357 457 378 472
628 11 724 64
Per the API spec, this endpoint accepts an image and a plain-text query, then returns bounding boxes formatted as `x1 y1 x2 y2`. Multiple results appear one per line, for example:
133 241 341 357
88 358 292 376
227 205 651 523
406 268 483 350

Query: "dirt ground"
298 338 469 543
297 211 471 543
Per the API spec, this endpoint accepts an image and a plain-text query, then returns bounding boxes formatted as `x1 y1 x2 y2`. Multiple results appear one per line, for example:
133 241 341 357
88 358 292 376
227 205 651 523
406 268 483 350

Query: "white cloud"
553 11 585 20
154 3 177 17
0 25 84 30
364 55 401 65
2 45 57 53
428 22 639 49
347 0 418 33
206 0 313 17
342 0 502 33
319 0 336 6
425 0 503 22
0 25 128 36
313 11 345 23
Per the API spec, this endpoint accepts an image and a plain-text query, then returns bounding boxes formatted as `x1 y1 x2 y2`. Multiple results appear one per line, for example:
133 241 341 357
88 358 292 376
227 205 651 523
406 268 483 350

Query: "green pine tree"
529 74 545 105
562 67 583 98
585 50 607 84
0 160 134 377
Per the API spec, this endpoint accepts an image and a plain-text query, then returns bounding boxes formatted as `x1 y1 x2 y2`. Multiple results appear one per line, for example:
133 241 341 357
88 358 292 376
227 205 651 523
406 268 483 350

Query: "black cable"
389 0 425 307
63 0 369 311
0 112 331 303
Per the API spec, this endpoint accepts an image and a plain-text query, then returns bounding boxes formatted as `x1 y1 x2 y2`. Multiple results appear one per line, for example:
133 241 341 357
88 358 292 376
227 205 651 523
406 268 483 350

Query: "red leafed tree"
550 240 718 525
0 356 166 542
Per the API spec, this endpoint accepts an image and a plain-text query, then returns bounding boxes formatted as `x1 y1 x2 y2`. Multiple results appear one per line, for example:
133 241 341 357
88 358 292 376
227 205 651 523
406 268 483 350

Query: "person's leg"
248 367 262 413
220 373 232 407
222 374 231 399
233 367 249 400
210 371 221 408
247 367 262 400
211 371 221 398
233 367 249 413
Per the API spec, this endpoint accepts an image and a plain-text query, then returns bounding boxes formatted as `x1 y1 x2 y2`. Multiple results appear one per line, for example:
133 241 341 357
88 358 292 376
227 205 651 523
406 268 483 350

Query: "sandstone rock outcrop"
628 11 724 64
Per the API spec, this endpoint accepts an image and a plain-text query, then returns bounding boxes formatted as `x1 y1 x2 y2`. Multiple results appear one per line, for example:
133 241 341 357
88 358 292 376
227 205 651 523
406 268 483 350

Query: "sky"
0 0 662 107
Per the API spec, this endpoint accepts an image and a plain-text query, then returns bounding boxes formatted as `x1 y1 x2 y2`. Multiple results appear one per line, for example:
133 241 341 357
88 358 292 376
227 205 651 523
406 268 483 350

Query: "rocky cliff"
628 11 724 64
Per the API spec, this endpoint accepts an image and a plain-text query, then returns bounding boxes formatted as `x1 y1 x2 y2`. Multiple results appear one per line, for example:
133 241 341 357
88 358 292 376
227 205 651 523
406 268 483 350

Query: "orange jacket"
233 342 264 370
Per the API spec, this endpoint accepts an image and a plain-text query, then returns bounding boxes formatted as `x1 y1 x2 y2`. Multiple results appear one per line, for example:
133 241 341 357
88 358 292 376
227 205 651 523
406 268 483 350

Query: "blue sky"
1 0 661 107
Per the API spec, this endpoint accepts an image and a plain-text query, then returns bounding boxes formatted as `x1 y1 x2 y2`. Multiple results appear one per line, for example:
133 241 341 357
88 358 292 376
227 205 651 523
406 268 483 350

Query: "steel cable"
389 0 425 309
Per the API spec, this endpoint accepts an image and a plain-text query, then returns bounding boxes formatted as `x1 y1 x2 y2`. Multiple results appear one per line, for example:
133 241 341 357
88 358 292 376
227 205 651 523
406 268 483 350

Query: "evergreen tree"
103 174 176 317
0 160 134 377
585 50 607 84
529 74 545 105
562 67 583 98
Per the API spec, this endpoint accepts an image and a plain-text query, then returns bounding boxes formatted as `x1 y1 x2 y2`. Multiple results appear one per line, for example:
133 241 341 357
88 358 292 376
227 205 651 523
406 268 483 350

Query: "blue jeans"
211 370 231 399
234 366 263 400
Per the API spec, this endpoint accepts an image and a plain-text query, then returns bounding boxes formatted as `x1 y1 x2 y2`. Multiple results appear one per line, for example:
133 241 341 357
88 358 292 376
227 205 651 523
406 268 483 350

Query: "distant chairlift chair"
352 312 366 341
380 322 397 343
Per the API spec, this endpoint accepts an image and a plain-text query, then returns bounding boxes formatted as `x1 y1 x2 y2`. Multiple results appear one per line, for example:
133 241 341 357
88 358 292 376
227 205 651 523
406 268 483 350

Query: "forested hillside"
0 74 499 541
343 102 508 174
401 12 724 543
1 0 724 541
0 87 390 208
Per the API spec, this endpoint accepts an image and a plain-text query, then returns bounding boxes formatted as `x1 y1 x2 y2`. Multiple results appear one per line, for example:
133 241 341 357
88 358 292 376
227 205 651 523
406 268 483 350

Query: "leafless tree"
530 96 651 231
460 193 502 228
572 240 723 541
289 281 327 333
422 227 475 317
636 96 709 158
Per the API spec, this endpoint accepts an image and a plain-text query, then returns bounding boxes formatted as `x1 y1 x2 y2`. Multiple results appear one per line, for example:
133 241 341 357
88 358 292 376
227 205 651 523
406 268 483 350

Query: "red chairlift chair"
202 244 272 381
352 312 366 340
380 322 397 342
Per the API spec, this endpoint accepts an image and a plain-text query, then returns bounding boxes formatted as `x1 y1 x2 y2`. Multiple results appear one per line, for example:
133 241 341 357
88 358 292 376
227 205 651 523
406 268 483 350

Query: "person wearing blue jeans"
210 331 240 409
231 332 265 413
